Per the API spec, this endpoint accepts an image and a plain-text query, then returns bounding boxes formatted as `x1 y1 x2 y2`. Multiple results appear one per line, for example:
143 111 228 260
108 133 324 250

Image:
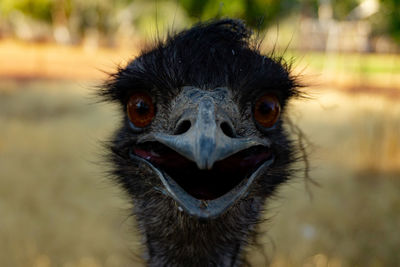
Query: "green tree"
331 0 359 20
179 0 300 29
376 0 400 43
0 0 54 22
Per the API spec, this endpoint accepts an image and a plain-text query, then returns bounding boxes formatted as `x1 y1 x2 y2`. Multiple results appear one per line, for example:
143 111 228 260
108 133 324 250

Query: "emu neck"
145 231 244 267
135 198 263 267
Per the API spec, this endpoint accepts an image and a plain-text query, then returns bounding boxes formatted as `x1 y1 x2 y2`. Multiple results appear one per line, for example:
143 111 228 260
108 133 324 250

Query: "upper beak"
139 96 270 169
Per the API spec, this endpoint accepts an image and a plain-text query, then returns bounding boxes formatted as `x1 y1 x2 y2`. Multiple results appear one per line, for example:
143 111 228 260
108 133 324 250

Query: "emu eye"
127 92 155 128
253 94 281 128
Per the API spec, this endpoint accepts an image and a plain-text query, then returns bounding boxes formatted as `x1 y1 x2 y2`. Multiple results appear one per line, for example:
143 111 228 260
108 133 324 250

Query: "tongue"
134 148 192 168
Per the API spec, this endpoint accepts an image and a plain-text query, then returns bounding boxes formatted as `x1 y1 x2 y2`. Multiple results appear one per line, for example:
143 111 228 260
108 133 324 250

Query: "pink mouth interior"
134 144 271 200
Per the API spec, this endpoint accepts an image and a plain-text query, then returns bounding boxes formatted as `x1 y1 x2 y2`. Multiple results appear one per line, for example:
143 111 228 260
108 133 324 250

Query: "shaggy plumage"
101 19 302 266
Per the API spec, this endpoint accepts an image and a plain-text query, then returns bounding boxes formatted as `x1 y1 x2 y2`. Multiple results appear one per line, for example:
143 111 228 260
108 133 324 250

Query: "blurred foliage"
0 0 54 21
375 0 400 42
331 0 359 20
0 0 399 45
179 0 299 29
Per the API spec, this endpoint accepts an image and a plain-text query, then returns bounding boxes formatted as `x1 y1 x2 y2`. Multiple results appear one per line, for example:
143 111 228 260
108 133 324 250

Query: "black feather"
101 18 304 267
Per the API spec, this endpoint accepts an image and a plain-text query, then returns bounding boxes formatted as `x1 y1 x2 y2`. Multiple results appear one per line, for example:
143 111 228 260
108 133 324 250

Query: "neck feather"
134 197 263 267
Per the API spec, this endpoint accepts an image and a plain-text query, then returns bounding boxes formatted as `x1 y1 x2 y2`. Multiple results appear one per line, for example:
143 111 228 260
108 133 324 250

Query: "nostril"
174 120 191 135
220 122 236 138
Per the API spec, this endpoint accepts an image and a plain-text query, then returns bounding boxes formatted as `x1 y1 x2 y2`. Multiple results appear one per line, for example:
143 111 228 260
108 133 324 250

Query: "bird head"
102 19 300 221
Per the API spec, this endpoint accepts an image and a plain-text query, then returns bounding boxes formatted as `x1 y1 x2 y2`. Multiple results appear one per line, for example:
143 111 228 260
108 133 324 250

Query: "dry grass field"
0 79 399 267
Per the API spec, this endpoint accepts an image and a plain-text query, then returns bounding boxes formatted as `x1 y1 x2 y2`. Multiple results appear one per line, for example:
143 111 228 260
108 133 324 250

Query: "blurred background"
0 0 399 266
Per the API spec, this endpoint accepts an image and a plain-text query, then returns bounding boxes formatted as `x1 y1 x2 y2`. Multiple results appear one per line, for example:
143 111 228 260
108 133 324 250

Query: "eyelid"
254 89 283 103
128 120 146 133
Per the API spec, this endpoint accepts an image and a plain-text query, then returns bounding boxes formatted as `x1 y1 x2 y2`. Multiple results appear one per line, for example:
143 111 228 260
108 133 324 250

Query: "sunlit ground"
0 42 399 266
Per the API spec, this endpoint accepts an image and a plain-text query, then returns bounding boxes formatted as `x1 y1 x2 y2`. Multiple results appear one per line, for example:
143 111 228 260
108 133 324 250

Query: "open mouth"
133 142 273 200
129 138 274 219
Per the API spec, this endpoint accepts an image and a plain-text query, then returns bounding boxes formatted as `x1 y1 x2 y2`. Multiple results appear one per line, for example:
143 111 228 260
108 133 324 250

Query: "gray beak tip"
195 159 214 170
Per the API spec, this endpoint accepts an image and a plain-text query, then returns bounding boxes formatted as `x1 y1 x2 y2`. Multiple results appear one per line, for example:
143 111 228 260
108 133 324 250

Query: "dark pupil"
258 101 273 115
135 100 150 115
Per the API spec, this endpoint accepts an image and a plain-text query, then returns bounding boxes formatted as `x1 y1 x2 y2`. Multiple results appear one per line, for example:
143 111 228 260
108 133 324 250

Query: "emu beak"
149 97 270 170
131 87 274 219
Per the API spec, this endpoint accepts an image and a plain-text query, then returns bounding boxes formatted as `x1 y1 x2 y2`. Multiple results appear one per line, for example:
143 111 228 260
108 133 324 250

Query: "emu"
101 19 302 266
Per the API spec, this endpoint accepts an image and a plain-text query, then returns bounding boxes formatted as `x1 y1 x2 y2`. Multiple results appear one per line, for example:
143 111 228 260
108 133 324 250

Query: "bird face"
104 19 299 221
128 86 279 218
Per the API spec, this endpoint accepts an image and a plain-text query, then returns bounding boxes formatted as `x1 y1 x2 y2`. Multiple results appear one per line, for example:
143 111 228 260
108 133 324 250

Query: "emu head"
102 19 300 266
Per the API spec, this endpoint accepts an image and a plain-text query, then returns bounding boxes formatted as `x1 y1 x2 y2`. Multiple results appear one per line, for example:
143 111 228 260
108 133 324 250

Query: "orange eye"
254 94 281 128
127 92 155 128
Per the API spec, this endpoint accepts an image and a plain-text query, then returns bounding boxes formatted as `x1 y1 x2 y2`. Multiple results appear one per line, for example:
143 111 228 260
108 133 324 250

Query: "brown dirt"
0 39 138 81
0 39 399 99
